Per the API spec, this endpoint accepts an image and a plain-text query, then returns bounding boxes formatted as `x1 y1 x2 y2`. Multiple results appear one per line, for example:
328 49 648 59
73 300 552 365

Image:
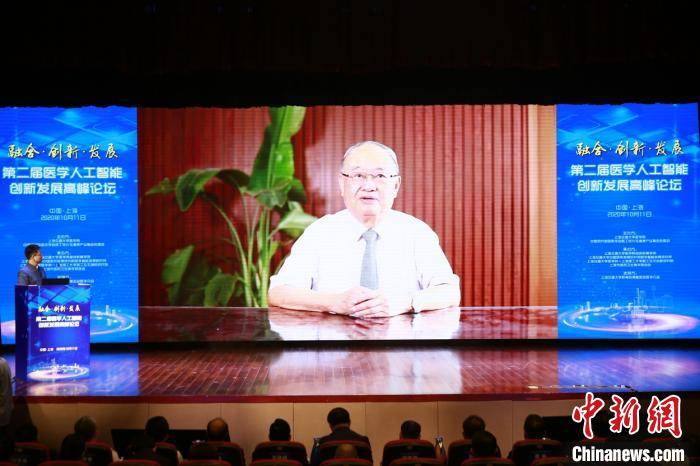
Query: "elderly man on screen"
268 141 460 318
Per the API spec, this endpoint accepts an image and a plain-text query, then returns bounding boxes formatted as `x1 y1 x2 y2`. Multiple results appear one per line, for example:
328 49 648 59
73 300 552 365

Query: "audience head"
128 433 156 456
462 415 486 439
327 407 351 429
470 430 499 458
334 443 358 458
25 244 41 262
60 433 86 460
269 418 291 441
399 420 421 439
206 417 230 442
74 415 98 441
591 410 611 439
15 423 39 442
189 442 219 460
523 414 546 439
145 416 170 442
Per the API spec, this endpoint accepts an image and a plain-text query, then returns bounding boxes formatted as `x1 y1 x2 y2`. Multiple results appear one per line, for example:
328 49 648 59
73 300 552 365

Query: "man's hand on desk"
328 286 378 315
328 287 406 318
348 290 412 319
347 289 389 318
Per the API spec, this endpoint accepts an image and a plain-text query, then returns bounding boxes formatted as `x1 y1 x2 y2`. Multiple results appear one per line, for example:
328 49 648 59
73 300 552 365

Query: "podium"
15 284 91 381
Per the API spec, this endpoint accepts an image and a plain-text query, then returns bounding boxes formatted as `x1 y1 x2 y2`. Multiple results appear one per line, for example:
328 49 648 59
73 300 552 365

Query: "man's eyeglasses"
341 172 399 184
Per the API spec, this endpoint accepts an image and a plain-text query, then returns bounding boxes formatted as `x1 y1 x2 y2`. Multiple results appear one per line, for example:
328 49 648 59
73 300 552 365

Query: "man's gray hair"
342 141 399 173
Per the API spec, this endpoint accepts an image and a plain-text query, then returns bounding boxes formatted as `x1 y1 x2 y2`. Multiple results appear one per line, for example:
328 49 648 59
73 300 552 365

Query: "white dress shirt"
269 209 459 311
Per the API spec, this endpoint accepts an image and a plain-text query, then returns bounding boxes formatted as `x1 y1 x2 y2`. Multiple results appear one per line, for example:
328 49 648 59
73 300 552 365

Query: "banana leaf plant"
146 106 316 307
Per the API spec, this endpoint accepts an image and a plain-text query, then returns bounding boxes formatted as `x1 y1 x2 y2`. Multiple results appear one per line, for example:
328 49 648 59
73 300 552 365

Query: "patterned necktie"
360 229 379 289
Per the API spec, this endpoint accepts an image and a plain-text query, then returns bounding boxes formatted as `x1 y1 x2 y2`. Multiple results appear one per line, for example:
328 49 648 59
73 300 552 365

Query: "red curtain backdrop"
139 105 530 307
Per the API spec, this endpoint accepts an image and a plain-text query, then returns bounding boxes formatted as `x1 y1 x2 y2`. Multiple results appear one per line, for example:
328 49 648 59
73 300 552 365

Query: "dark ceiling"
2 0 698 107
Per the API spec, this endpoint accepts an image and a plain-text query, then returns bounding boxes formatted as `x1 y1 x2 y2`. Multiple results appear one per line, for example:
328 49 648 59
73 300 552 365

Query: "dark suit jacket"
311 426 372 466
319 426 371 446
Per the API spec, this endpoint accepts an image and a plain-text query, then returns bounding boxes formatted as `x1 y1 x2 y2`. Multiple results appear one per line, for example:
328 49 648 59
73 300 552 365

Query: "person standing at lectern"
268 141 460 318
17 244 46 285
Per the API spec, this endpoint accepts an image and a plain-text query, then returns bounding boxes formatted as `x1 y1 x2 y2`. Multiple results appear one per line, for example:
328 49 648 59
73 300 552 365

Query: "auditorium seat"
382 440 436 466
0 462 17 466
84 442 115 466
530 458 572 466
252 442 308 466
461 459 514 466
181 461 230 466
447 440 471 466
642 436 679 451
388 458 443 466
508 440 563 466
155 443 180 465
319 459 372 466
109 461 160 466
204 442 245 466
644 436 677 442
12 442 51 466
39 461 88 466
577 437 606 444
318 442 371 464
251 460 303 466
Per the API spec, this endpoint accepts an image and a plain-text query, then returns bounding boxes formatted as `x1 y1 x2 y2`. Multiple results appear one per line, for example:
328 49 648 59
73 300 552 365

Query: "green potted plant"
147 106 316 307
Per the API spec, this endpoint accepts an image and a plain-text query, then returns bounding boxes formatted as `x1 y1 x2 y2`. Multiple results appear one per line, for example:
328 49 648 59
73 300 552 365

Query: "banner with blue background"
557 104 700 339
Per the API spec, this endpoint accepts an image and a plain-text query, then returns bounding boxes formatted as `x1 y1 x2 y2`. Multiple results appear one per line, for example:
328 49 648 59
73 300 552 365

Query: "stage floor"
138 306 559 342
137 305 699 342
3 305 697 344
4 344 700 402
